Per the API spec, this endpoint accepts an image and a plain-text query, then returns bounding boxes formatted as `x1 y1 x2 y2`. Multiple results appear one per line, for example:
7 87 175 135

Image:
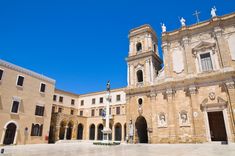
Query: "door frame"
1 120 19 145
204 107 232 143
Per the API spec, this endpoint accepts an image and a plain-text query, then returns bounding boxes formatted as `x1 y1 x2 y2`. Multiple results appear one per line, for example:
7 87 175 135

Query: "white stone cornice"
226 81 235 89
188 85 197 94
0 59 55 84
161 42 168 49
182 36 190 45
166 88 175 96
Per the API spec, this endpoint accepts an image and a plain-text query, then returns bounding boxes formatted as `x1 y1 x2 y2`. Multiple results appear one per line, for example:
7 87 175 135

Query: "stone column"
122 124 125 142
13 129 18 145
94 125 97 141
214 26 231 67
150 60 154 84
145 59 150 84
188 85 204 142
130 65 134 86
55 125 60 141
182 37 195 74
64 126 68 140
225 81 235 141
127 64 130 86
162 42 171 77
112 125 115 141
149 91 156 143
71 126 74 140
166 88 177 143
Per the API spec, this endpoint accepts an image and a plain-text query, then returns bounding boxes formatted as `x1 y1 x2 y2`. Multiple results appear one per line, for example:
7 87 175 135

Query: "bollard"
1 148 4 154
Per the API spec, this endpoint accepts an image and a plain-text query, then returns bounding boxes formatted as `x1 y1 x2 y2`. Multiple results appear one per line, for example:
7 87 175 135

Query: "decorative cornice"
126 51 162 63
226 81 235 89
162 12 235 42
129 24 157 39
165 88 175 96
0 59 55 84
192 41 216 56
214 26 223 37
188 85 197 94
182 36 190 45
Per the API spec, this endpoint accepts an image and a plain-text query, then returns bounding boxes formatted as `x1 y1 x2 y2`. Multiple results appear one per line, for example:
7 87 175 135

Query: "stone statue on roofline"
211 6 217 18
180 17 186 27
161 23 166 33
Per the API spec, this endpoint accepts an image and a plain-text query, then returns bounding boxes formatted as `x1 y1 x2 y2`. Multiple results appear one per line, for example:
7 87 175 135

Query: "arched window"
137 70 143 82
136 42 142 52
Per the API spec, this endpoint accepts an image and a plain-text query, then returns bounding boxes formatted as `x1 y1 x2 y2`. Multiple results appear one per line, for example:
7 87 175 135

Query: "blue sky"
0 0 234 94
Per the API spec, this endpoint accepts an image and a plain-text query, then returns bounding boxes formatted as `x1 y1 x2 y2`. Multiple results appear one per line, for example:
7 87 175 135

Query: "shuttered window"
200 53 213 72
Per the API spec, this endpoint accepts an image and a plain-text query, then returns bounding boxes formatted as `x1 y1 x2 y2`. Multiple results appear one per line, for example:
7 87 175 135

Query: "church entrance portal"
135 116 148 143
208 111 227 142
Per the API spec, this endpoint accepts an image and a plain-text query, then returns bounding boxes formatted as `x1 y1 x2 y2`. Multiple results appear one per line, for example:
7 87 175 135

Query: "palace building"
0 11 235 145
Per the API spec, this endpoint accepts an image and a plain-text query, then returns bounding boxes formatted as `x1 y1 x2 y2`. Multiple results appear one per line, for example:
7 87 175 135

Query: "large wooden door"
208 111 227 141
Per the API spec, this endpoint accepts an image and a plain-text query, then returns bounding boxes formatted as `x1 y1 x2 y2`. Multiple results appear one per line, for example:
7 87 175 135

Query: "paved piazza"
1 142 235 156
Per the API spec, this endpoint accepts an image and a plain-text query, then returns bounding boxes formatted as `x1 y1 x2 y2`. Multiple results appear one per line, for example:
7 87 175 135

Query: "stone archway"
59 120 67 140
115 123 122 141
135 116 148 143
66 121 74 140
3 123 17 145
97 124 103 140
89 124 95 140
77 123 83 140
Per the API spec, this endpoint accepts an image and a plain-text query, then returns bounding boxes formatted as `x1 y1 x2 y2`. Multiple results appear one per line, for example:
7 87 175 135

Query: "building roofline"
162 11 235 39
55 88 80 97
129 24 157 39
79 87 126 97
0 59 56 84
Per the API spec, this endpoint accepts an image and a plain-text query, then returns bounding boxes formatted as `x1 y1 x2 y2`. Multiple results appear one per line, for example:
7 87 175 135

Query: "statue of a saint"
161 23 166 33
211 6 217 18
180 17 186 27
106 80 110 92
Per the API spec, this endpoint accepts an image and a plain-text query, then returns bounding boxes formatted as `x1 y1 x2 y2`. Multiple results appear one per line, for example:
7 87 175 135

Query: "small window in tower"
137 70 143 82
136 42 142 52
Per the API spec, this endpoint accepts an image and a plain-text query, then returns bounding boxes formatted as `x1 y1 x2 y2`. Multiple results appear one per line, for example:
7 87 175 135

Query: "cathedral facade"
125 13 235 143
0 11 235 145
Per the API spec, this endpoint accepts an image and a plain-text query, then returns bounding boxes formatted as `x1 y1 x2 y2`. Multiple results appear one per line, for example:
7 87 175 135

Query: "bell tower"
126 24 162 88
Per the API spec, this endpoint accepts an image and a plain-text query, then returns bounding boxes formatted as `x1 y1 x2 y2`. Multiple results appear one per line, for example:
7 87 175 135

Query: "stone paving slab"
1 143 235 156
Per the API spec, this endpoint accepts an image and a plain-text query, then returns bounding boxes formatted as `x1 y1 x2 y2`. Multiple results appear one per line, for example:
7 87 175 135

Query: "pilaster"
214 26 231 67
162 42 171 77
225 81 235 141
165 88 177 143
182 37 195 74
147 91 156 143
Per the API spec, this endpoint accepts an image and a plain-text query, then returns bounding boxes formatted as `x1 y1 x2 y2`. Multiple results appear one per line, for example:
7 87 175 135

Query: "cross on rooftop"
193 10 201 23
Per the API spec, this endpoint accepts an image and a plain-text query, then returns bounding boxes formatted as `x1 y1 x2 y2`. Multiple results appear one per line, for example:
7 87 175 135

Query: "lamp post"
102 81 112 143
